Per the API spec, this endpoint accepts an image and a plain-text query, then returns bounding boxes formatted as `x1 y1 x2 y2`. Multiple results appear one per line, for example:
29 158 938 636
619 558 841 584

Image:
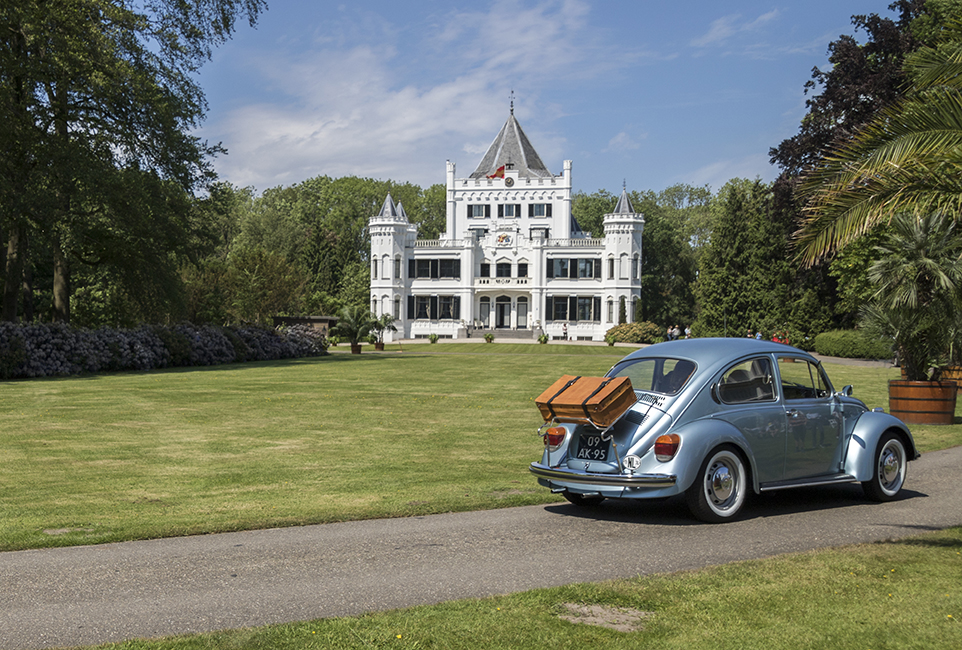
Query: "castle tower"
602 187 645 323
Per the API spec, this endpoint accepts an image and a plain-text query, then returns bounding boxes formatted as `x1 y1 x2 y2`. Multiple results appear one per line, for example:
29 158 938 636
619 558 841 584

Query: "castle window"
577 258 595 278
496 263 511 278
517 263 528 278
469 204 491 218
480 263 490 277
498 204 521 218
529 203 552 217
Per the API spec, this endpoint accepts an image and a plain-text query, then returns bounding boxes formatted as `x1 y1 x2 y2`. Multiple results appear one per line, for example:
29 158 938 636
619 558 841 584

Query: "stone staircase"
470 328 540 341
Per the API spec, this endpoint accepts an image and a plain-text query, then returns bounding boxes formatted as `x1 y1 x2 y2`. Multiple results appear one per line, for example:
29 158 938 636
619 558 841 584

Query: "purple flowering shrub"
0 322 328 379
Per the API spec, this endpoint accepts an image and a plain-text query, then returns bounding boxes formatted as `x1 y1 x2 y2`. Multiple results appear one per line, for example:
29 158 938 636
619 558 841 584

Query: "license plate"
575 432 610 461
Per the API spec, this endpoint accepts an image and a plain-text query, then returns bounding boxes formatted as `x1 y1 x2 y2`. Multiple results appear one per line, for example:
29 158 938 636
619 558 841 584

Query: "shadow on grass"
877 531 962 548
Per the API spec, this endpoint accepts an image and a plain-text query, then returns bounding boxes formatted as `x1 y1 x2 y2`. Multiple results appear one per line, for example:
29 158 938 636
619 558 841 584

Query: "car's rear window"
609 357 696 395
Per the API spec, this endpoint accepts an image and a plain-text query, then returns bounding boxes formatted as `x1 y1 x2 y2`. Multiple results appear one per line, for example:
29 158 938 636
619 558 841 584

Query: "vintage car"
529 338 918 522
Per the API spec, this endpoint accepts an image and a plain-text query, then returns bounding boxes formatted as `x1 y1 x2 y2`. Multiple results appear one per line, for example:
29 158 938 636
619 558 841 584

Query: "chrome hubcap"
880 446 902 488
709 464 734 502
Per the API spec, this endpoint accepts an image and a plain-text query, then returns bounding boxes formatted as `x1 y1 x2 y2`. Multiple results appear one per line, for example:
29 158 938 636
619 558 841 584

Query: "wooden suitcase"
535 375 636 428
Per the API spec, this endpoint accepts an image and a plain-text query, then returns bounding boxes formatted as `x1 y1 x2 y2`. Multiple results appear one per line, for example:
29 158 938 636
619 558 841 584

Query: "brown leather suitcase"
535 375 636 428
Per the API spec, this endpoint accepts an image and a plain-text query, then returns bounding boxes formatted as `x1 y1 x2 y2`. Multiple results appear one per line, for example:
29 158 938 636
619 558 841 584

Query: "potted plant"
862 212 962 424
331 305 376 354
538 333 549 344
483 332 494 343
371 313 397 351
428 333 439 344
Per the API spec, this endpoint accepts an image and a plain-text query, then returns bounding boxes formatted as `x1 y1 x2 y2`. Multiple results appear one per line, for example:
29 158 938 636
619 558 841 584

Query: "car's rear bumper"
528 462 677 488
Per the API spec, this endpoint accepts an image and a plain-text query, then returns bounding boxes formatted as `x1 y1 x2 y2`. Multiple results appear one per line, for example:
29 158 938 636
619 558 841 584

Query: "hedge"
0 322 327 380
605 321 664 345
813 329 893 360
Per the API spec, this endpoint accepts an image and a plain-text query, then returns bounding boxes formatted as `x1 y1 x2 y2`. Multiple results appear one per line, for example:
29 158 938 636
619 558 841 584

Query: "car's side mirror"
838 385 853 397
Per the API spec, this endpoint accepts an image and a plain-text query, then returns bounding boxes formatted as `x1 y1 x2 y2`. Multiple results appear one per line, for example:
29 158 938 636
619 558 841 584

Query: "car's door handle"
787 409 801 419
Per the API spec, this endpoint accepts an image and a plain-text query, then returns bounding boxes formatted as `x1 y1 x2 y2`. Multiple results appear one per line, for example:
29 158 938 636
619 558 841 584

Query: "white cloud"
201 0 648 192
690 10 780 48
682 153 776 191
603 131 645 153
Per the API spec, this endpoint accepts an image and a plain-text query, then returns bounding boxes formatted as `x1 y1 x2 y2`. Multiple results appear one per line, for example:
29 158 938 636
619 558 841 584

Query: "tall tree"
0 0 265 323
632 189 697 328
770 1 925 178
694 179 794 337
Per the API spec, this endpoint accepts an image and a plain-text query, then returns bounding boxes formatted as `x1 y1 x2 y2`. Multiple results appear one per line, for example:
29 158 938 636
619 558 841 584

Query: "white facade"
369 112 643 342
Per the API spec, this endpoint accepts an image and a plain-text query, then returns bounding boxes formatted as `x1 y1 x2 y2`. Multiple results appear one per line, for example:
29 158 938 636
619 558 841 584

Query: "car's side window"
778 358 829 399
718 357 775 404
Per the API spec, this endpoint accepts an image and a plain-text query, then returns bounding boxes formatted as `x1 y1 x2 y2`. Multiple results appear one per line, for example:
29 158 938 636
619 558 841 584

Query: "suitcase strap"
545 376 581 420
581 378 613 421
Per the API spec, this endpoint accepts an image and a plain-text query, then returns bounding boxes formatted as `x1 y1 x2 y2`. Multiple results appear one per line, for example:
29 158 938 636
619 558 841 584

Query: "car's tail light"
654 434 680 462
543 427 567 451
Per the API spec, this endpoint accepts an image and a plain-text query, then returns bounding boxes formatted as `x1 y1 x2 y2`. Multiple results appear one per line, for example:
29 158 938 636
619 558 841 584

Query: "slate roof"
377 193 398 218
612 188 636 215
470 113 553 179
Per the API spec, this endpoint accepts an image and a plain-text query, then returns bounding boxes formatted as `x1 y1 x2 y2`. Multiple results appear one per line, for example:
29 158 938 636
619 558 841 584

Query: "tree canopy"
798 18 962 263
1 0 266 323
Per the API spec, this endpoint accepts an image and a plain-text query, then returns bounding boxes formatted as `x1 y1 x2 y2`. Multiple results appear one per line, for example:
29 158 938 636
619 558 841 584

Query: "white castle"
369 108 643 342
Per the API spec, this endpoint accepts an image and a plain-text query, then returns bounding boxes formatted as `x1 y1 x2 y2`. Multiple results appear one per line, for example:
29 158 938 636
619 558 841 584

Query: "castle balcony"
475 277 530 287
546 238 605 248
413 239 468 249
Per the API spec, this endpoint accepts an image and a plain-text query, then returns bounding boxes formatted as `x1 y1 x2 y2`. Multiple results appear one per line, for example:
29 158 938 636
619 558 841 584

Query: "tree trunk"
52 236 70 323
22 261 34 322
3 225 24 321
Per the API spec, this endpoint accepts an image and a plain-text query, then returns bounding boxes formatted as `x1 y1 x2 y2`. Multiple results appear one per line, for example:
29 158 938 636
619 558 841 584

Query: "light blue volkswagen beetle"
529 338 917 522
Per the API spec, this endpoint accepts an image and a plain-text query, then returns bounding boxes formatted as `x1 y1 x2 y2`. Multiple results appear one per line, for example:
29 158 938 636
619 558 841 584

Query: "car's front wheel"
686 445 748 523
562 490 605 507
861 431 907 501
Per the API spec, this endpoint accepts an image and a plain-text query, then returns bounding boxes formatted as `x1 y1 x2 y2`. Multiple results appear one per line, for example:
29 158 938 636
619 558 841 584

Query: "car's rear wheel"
861 432 907 501
562 490 605 507
686 445 748 523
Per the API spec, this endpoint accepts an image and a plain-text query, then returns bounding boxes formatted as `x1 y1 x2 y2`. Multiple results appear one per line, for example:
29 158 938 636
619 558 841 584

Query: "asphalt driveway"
1 445 960 650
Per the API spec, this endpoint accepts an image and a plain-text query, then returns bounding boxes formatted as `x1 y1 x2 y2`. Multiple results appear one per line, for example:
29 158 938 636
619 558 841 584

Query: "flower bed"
0 322 327 380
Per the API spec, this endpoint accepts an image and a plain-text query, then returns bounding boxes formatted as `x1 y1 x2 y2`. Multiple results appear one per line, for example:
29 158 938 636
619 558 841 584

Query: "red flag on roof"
487 165 505 179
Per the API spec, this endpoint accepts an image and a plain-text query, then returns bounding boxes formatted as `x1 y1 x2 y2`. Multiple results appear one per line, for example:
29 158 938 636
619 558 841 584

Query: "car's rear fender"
660 418 757 493
842 411 917 481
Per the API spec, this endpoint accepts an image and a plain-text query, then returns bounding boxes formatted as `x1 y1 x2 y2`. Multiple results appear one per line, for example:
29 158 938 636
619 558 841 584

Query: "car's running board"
758 473 857 492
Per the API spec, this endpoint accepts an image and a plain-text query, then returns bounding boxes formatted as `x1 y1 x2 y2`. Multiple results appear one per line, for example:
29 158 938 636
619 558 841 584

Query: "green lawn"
2 343 960 649
1 343 958 552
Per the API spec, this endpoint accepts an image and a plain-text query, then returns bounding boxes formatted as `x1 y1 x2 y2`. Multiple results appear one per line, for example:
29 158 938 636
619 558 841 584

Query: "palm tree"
861 212 962 380
371 312 397 346
797 25 962 265
331 305 375 352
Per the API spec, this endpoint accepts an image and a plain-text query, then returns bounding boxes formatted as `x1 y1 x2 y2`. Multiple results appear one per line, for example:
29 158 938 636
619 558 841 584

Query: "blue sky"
196 0 895 196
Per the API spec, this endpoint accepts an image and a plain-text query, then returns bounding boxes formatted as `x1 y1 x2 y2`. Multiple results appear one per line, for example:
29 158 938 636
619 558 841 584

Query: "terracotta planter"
888 379 958 425
350 344 362 354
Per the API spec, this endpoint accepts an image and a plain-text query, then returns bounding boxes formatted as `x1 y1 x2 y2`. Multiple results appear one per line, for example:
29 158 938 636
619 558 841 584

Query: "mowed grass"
76 525 962 650
1 342 959 553
0 344 626 551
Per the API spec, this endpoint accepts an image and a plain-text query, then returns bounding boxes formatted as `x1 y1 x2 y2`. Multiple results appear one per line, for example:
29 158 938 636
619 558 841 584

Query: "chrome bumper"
529 462 677 488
